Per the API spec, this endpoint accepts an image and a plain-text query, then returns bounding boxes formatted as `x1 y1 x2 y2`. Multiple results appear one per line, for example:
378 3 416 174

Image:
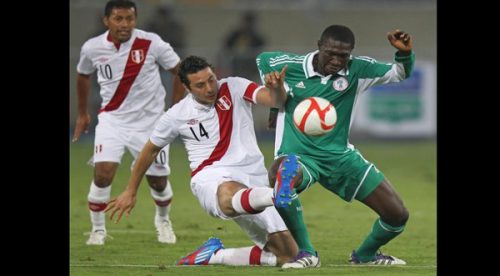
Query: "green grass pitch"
70 140 436 275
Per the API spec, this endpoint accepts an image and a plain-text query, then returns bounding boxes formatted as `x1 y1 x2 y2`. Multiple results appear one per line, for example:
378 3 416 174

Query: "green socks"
355 218 405 262
276 192 316 255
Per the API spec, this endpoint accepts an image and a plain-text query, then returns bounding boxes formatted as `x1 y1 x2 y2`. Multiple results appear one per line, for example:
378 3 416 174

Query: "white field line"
70 263 437 269
82 230 155 235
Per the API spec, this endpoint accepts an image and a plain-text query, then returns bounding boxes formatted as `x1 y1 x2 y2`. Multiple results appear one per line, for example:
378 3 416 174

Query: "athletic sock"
231 187 274 214
150 180 173 225
355 218 405 262
87 181 110 232
209 245 276 266
276 192 316 255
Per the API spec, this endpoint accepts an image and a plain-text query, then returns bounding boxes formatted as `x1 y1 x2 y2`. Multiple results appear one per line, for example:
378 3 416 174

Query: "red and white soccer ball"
293 97 337 136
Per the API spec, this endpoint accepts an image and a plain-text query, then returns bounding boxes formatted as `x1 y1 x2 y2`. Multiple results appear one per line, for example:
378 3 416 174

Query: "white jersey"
77 29 180 130
150 77 267 177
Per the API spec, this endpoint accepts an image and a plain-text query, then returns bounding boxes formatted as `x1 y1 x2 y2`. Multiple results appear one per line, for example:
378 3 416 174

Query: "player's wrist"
396 50 412 56
125 186 138 195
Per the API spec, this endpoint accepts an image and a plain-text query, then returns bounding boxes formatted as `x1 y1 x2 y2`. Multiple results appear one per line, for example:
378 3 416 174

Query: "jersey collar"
103 29 137 50
303 50 350 78
189 94 213 111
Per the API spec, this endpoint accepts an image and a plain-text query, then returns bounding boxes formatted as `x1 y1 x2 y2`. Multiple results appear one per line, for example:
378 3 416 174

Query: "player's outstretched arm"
256 65 288 108
387 29 413 56
72 73 92 142
105 140 162 223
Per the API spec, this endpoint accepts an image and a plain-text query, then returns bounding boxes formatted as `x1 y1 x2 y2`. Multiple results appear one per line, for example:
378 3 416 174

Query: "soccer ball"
293 97 337 136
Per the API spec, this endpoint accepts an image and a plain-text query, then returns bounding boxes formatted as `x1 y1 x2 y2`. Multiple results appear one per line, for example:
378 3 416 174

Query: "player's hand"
105 190 137 224
387 29 412 54
265 65 288 91
72 113 91 142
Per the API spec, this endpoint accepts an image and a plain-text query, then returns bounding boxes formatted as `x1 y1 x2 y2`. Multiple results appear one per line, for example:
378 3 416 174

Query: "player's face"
317 38 353 76
104 7 137 43
186 67 218 105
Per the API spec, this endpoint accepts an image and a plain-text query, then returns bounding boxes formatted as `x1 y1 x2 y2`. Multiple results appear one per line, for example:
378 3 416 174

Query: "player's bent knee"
384 206 409 227
93 172 114 187
217 182 247 217
268 156 286 188
399 206 410 225
146 175 168 191
94 162 118 186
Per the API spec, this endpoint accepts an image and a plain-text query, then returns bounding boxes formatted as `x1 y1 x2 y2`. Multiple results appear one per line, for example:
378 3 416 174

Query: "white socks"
231 187 274 215
208 246 277 266
87 181 111 232
150 180 173 225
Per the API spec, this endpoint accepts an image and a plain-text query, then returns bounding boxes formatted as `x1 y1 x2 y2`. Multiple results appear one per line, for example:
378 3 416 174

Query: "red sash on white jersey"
191 83 233 176
99 38 152 113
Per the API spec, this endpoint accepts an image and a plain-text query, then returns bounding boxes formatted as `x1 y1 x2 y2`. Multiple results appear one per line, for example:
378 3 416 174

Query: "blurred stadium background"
70 0 436 274
70 0 436 139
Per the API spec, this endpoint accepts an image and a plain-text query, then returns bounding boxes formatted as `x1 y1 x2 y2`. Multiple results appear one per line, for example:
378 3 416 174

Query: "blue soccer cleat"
176 237 224 265
274 155 300 208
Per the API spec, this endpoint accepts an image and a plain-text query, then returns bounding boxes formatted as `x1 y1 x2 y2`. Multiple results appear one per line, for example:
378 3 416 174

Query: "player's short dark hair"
104 0 137 17
320 25 355 48
178 56 213 88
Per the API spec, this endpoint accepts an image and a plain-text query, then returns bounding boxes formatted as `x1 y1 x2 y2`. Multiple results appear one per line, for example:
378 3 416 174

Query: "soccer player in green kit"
256 25 413 268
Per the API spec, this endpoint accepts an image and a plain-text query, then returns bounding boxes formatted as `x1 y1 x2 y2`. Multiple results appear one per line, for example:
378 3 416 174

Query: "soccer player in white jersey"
106 56 299 267
72 0 185 246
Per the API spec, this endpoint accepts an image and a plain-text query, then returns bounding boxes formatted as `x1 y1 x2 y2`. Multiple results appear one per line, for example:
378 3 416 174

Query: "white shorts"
191 167 288 248
93 118 170 176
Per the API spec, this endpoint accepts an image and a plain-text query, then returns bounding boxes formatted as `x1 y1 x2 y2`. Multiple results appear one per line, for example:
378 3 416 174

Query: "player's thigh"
127 130 170 176
319 150 385 202
233 206 288 249
93 121 126 163
191 168 248 219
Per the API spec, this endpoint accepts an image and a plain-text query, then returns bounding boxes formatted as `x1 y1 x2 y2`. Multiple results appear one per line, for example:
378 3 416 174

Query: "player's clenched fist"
387 29 412 54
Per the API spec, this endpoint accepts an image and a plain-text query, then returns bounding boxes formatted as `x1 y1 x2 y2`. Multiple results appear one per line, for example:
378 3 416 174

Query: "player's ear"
103 16 109 27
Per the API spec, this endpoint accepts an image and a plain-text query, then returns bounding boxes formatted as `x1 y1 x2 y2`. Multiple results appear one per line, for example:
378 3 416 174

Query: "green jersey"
256 50 415 158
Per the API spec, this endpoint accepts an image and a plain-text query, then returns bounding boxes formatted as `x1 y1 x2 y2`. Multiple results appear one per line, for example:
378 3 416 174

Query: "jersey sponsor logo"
130 49 145 64
187 119 199 125
295 81 306 89
216 95 232 111
97 56 109 63
333 77 348 92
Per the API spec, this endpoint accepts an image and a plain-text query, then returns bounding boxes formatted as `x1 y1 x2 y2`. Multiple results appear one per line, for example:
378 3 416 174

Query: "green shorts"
291 149 385 202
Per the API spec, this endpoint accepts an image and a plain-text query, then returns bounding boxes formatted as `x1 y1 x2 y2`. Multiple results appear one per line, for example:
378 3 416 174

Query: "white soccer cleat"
349 250 406 265
156 219 176 244
282 251 320 269
85 230 112 245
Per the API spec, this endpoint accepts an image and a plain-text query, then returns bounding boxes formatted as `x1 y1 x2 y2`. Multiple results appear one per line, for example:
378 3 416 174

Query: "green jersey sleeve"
354 51 415 93
256 51 286 81
256 51 295 114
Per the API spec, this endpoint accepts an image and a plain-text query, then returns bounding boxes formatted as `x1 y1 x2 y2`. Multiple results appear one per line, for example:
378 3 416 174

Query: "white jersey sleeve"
225 76 264 104
76 42 96 75
149 33 180 71
150 109 180 148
